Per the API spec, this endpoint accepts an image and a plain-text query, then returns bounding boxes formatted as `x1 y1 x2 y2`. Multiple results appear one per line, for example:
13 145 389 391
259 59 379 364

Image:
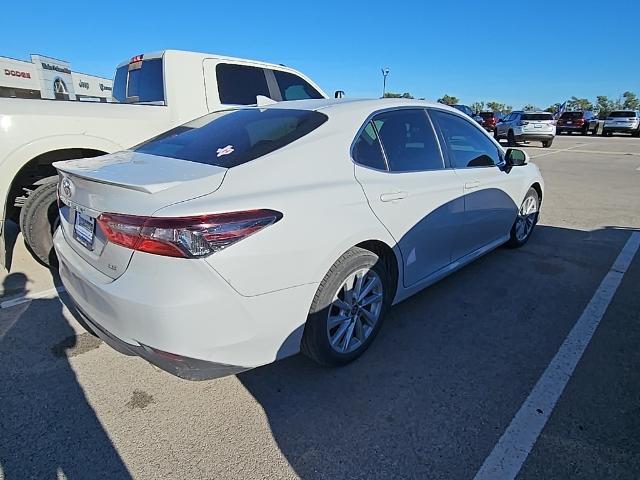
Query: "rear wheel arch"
355 239 400 302
6 148 107 223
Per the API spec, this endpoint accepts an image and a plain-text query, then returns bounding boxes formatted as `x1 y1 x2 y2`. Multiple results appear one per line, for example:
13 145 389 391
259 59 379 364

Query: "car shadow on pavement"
0 272 132 479
238 225 637 480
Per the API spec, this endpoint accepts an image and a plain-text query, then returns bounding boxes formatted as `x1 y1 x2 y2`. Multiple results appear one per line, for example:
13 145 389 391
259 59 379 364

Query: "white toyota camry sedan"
53 98 544 380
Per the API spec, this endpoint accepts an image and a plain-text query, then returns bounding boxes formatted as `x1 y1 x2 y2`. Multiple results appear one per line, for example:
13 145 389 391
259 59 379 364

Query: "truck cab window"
272 70 324 101
216 63 271 105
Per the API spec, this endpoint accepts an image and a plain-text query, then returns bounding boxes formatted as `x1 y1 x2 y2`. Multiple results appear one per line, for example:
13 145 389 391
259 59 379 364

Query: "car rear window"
113 58 165 103
609 111 637 118
479 112 495 119
134 108 328 168
560 112 583 119
522 113 553 121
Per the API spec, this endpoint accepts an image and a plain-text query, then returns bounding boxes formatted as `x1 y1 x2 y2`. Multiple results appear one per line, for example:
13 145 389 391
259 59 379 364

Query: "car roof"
262 97 462 115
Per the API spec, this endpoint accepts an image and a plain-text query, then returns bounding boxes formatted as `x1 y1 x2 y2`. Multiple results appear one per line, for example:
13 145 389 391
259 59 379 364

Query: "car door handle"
380 191 408 202
464 181 481 190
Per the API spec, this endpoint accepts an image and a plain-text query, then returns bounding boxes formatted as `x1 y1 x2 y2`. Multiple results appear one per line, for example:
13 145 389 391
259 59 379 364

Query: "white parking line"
530 143 587 159
474 231 640 480
0 286 66 309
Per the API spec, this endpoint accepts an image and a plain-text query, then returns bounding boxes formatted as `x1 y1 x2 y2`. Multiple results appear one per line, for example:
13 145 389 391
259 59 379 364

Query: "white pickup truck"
0 49 328 268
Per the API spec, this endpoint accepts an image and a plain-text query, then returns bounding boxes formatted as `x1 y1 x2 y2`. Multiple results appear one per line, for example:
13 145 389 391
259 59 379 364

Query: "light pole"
381 67 390 98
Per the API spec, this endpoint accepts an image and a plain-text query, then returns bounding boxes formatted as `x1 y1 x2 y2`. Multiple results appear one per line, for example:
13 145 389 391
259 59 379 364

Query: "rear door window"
352 122 387 170
272 70 324 101
373 109 444 172
134 108 328 168
216 64 270 105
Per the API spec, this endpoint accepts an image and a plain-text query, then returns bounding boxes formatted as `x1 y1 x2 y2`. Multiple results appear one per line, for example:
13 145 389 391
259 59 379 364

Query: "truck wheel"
19 176 59 267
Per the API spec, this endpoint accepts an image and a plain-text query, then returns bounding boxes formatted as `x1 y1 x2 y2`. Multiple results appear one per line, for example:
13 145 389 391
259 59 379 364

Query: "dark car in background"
556 111 597 135
479 111 503 132
452 104 484 126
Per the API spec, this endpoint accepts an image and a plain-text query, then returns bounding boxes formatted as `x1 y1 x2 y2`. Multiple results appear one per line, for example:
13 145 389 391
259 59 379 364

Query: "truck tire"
19 176 59 267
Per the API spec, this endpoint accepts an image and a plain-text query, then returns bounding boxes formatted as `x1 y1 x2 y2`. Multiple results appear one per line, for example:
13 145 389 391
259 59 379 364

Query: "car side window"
216 63 270 105
429 109 501 169
272 70 324 101
372 109 444 172
352 121 387 170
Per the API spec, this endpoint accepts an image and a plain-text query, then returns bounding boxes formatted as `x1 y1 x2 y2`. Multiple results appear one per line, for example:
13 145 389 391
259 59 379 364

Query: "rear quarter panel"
154 122 397 297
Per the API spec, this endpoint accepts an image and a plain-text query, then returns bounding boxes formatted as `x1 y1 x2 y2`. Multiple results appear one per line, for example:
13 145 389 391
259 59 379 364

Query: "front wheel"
301 247 390 367
506 187 539 248
507 130 517 146
542 139 553 148
19 176 59 267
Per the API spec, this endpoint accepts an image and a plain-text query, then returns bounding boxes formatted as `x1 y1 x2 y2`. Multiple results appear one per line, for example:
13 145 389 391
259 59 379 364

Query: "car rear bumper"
70 301 248 380
603 125 639 133
53 227 318 380
516 133 555 141
556 125 587 131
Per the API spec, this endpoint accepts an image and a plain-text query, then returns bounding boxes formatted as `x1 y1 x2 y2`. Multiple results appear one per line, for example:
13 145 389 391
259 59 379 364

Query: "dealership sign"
4 69 31 79
41 62 72 74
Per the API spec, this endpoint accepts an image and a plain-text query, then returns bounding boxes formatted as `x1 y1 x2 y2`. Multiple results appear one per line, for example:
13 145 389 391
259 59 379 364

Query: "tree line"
384 91 639 118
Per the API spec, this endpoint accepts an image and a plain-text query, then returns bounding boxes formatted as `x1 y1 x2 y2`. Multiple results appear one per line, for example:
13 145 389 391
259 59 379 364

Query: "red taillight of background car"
97 209 283 258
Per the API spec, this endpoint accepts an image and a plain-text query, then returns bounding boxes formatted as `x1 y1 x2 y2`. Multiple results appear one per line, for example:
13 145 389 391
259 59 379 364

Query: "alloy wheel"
327 268 384 354
515 194 538 241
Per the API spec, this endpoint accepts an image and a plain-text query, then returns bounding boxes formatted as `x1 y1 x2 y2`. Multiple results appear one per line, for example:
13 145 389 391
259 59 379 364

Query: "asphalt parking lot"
1 134 639 480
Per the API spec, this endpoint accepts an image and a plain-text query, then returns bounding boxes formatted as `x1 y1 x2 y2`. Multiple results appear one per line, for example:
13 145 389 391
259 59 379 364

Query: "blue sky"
2 1 638 109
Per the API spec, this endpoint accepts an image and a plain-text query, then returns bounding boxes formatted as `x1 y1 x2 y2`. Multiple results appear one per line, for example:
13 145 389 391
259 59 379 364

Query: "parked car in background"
602 111 640 137
452 104 484 126
495 111 556 148
53 98 543 380
556 111 597 135
479 111 503 132
0 50 327 268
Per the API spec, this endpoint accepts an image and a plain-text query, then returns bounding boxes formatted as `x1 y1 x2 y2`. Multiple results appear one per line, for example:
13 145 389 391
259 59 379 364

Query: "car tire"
581 125 589 135
506 187 539 248
301 247 391 367
494 129 500 141
18 176 59 267
542 139 553 148
507 130 517 146
633 128 640 138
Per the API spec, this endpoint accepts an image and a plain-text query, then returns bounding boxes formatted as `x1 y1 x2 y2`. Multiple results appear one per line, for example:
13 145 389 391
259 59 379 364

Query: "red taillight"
575 118 585 125
97 209 283 258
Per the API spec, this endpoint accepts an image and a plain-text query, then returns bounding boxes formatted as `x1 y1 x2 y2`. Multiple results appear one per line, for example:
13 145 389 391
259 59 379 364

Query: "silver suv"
602 111 640 137
494 111 556 148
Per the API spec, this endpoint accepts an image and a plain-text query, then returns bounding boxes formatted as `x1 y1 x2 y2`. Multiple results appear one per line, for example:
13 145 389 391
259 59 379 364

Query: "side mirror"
334 90 345 99
505 148 529 167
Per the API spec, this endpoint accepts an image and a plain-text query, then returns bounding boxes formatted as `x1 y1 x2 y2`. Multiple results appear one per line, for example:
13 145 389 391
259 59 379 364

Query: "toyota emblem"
62 177 73 197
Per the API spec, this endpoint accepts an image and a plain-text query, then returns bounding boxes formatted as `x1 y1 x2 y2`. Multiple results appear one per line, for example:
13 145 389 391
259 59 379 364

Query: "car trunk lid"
54 151 227 279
